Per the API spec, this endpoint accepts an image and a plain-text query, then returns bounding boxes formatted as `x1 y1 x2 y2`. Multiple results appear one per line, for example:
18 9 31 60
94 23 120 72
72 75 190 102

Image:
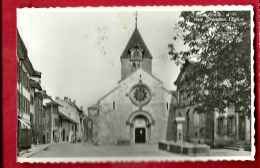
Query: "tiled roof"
120 29 152 59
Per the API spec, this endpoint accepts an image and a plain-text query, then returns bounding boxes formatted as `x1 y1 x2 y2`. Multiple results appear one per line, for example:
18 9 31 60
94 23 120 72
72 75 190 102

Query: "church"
87 20 176 145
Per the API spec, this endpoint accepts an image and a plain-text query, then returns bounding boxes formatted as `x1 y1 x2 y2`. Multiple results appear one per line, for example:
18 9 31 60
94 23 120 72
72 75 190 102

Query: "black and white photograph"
16 6 254 162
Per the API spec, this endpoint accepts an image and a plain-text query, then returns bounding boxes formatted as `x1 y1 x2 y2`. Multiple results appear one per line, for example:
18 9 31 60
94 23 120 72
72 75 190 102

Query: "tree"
169 11 251 118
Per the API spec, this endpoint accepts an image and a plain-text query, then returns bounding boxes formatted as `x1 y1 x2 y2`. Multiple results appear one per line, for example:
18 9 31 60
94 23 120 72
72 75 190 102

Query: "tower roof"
120 29 153 59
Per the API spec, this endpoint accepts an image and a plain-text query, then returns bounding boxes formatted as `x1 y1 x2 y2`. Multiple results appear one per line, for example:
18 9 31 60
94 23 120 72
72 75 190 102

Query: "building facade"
55 97 84 142
33 91 45 144
173 60 251 148
17 30 42 151
87 27 176 145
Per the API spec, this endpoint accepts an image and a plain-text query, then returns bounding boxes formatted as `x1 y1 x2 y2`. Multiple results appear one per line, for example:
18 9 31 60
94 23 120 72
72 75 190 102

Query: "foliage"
169 11 251 118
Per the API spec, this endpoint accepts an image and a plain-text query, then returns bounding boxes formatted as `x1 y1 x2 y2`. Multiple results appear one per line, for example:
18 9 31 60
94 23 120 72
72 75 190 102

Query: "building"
43 94 61 143
55 97 84 142
173 60 251 149
87 24 176 145
17 30 42 151
32 90 47 144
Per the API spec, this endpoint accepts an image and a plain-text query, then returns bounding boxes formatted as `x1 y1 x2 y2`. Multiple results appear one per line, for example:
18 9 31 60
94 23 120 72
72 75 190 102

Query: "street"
27 142 251 158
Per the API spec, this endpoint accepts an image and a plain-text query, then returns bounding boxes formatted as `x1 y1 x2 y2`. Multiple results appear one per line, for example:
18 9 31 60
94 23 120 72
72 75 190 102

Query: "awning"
18 118 31 129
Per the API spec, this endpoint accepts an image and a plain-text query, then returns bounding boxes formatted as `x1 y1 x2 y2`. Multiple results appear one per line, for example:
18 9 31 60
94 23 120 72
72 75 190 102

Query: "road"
29 142 251 158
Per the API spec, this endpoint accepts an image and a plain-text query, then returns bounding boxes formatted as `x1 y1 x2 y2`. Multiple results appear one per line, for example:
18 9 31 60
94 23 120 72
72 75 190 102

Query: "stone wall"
121 58 152 80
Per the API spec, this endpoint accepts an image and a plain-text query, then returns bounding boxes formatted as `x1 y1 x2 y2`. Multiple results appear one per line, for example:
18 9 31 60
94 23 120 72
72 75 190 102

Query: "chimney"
73 100 76 104
55 97 59 101
64 97 68 101
80 106 83 111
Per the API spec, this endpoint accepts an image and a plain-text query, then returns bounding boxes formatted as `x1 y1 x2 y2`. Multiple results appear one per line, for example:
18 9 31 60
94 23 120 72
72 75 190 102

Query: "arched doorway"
133 116 147 143
126 111 155 144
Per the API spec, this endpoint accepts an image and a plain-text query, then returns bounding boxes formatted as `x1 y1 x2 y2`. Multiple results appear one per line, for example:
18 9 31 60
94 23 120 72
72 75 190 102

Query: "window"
30 113 33 123
38 98 42 110
218 117 226 136
194 111 199 127
30 95 33 105
227 116 236 135
43 122 45 131
180 90 183 102
113 101 115 110
194 111 200 137
23 96 26 113
28 99 30 113
183 89 186 100
166 103 169 110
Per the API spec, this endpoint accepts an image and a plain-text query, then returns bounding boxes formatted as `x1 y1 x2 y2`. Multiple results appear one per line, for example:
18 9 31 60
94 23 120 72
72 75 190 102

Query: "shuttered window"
218 117 227 136
227 116 236 135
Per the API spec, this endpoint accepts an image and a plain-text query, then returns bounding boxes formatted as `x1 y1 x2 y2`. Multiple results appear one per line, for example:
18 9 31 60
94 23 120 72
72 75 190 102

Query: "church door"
135 128 146 143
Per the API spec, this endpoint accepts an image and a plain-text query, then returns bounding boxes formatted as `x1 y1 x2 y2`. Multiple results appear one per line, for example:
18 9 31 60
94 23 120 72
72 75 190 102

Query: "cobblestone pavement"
28 142 251 158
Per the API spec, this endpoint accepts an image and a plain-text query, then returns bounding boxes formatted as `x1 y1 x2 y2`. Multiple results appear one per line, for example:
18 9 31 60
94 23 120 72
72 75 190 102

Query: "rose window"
129 84 151 106
134 87 147 102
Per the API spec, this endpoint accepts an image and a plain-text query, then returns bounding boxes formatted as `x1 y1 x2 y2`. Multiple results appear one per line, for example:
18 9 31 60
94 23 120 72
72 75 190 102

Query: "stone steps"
225 141 251 151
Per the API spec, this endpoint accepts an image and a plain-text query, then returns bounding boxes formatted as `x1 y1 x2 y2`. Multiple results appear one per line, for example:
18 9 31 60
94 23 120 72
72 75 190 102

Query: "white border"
17 5 255 163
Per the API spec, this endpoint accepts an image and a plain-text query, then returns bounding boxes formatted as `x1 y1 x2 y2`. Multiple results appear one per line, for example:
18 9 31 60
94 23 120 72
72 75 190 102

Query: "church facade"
87 27 176 144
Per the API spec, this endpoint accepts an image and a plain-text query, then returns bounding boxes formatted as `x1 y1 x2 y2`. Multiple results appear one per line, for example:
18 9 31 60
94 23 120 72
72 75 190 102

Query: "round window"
129 84 151 106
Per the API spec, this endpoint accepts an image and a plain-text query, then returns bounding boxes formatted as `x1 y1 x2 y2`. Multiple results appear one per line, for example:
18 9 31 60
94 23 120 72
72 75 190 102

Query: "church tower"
120 13 153 80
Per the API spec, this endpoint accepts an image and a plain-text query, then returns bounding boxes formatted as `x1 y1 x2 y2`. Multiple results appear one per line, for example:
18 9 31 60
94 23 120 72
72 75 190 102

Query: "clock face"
129 84 151 106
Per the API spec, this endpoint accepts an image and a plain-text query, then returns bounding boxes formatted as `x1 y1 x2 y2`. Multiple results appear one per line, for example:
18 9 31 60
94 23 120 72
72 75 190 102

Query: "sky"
17 7 187 114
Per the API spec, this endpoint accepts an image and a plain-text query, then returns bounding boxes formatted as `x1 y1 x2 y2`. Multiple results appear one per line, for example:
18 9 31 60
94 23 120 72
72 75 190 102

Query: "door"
239 116 245 140
63 129 65 141
135 128 146 143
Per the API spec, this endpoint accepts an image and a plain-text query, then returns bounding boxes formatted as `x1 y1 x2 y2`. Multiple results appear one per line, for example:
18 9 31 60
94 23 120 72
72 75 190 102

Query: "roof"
17 30 42 77
120 29 153 59
17 30 27 60
67 100 83 113
97 87 119 103
88 103 99 110
30 79 42 90
58 111 77 124
174 60 197 85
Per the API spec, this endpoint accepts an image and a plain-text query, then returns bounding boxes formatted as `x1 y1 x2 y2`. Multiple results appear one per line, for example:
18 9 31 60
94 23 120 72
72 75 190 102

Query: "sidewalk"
18 143 52 158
